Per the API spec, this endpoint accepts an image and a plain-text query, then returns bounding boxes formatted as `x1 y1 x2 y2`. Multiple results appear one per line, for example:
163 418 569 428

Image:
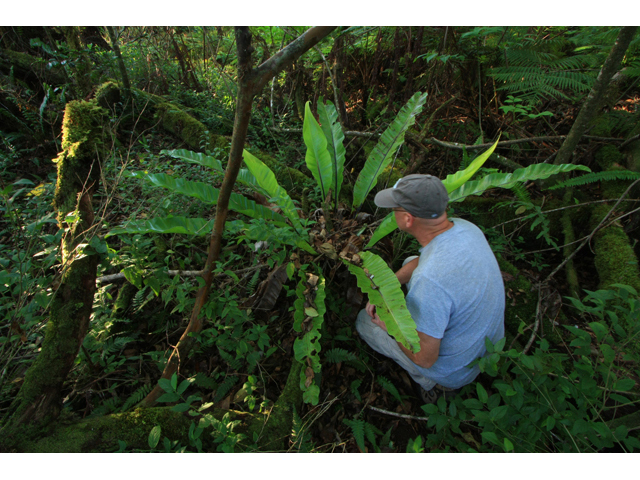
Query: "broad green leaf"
365 212 397 249
317 99 346 206
161 148 259 189
157 392 180 403
352 91 428 209
477 383 489 403
504 437 514 452
345 251 420 352
292 269 326 405
242 150 303 233
106 216 215 237
171 403 191 413
294 330 321 362
442 138 500 193
448 163 591 203
302 384 320 406
614 378 636 391
481 431 500 447
127 171 288 226
148 425 161 449
177 378 192 396
161 149 224 173
122 266 143 289
158 377 174 393
303 101 333 200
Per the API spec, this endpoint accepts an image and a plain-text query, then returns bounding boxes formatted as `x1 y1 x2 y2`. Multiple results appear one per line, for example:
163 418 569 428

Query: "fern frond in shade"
547 170 640 190
489 41 597 103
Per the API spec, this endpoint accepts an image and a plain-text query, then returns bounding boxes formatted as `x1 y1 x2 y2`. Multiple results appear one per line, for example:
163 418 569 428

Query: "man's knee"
355 308 374 339
403 255 419 267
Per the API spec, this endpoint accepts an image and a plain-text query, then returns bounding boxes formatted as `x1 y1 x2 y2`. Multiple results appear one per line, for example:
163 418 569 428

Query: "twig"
620 134 640 150
96 264 268 285
525 204 640 256
523 284 542 355
491 199 640 231
269 126 380 139
430 135 626 152
367 405 429 421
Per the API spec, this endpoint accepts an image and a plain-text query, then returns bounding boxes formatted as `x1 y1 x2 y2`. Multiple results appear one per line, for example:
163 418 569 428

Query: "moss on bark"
13 361 303 452
590 203 640 292
3 100 106 434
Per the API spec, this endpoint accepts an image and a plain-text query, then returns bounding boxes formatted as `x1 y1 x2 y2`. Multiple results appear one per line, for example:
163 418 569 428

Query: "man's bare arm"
395 257 419 285
367 310 440 368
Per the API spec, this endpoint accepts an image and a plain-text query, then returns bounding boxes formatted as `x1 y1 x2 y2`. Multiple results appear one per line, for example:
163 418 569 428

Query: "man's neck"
414 218 454 247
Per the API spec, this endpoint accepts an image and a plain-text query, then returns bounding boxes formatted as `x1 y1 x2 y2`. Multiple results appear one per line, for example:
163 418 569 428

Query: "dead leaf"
243 264 289 310
304 367 315 388
307 274 319 287
217 393 232 410
355 212 372 223
501 271 516 282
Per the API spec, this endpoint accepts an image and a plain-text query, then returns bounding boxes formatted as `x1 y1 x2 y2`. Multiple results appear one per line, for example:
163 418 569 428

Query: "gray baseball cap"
374 174 449 219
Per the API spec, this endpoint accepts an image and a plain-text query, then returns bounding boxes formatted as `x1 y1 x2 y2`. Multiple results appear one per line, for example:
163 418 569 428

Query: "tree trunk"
3 100 106 436
61 27 93 97
553 26 637 165
140 26 335 408
387 27 402 110
106 26 131 101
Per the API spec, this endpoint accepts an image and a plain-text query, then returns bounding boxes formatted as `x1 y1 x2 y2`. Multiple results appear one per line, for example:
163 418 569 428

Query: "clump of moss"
595 144 623 171
590 115 613 137
95 81 122 109
589 204 640 291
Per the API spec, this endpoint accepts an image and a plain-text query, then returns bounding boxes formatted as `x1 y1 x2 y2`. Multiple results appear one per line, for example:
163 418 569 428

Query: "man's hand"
365 301 387 332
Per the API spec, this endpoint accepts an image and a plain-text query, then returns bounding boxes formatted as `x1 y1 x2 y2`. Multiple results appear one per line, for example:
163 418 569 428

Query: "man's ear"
405 213 415 228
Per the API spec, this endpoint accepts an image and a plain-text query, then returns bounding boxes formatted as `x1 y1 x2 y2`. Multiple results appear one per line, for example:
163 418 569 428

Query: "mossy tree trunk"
3 100 106 437
61 27 93 98
553 27 637 166
105 26 131 102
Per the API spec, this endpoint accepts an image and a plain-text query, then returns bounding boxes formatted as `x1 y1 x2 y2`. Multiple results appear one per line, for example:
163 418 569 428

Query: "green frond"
242 149 304 233
107 216 215 237
324 347 358 364
126 171 289 226
317 99 346 206
213 375 239 403
352 91 428 209
121 383 152 412
510 182 532 204
449 163 591 202
343 418 367 452
547 170 640 190
344 251 420 352
377 376 403 404
303 101 333 200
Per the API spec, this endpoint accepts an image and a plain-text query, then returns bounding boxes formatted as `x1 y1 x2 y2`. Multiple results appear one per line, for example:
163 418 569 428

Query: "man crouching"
356 174 505 404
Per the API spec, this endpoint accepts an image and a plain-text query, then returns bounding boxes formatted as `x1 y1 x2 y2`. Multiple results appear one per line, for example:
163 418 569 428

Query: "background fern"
377 375 403 404
120 383 152 412
548 170 640 190
324 347 366 372
490 35 597 104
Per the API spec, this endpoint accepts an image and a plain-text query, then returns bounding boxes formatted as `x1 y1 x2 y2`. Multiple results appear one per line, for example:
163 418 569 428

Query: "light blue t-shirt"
406 218 505 388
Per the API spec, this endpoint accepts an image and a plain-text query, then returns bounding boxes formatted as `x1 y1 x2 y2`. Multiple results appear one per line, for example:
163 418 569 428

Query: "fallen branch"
620 134 640 150
523 284 543 355
367 405 429 422
96 264 268 285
